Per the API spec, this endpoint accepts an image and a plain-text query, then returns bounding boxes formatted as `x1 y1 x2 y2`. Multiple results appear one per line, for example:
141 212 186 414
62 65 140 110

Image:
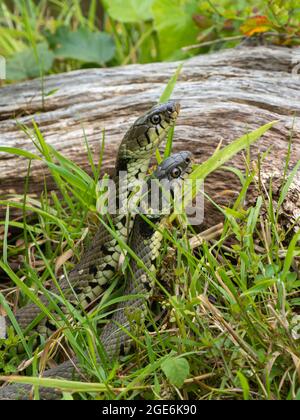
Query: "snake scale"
0 151 193 400
2 101 180 335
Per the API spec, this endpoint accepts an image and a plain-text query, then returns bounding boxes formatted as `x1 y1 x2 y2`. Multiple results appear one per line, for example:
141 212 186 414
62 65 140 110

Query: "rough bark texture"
0 45 300 225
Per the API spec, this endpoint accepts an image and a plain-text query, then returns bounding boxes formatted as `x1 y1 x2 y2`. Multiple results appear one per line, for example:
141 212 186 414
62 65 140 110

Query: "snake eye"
150 114 161 125
171 167 181 178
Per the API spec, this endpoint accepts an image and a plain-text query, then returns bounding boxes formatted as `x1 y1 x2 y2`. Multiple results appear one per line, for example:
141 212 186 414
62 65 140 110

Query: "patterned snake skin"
3 101 180 334
0 151 193 400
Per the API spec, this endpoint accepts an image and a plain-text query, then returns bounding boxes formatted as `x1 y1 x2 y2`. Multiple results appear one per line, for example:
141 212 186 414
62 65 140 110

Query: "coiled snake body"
0 150 193 400
4 101 180 334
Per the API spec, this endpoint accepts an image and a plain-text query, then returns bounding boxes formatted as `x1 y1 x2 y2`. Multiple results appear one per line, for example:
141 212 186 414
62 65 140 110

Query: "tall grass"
0 59 299 398
1 111 299 399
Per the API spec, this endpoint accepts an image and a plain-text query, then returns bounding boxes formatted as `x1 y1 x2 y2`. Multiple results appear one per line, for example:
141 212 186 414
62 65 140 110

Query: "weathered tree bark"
0 45 299 225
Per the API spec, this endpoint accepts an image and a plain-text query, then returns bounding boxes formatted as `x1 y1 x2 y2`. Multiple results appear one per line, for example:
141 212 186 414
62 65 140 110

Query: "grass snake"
1 101 180 336
0 150 193 399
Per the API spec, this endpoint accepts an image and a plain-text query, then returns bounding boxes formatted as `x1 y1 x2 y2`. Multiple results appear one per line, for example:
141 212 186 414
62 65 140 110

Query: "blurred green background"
0 0 299 83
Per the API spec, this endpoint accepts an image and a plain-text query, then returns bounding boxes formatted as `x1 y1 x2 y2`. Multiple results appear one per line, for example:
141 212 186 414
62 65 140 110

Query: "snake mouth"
169 102 181 122
173 102 181 114
189 155 195 170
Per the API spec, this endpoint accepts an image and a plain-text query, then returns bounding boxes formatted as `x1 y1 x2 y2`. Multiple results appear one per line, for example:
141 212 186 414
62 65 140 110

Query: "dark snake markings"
0 150 193 400
0 104 197 400
3 100 180 333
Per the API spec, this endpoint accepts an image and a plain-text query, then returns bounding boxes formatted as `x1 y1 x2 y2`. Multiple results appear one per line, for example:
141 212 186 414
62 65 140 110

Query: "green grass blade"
156 63 183 162
0 375 147 393
48 145 94 186
281 230 300 280
0 294 31 356
159 63 183 104
0 261 53 319
43 161 91 193
277 160 300 209
163 126 175 159
0 147 41 160
2 206 9 265
190 121 278 183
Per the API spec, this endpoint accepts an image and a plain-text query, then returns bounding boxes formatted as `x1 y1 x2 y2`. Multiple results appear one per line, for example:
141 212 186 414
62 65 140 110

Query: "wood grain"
0 45 299 225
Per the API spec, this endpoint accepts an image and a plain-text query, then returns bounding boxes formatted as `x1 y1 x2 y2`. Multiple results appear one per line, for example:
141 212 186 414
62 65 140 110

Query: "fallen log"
0 45 300 225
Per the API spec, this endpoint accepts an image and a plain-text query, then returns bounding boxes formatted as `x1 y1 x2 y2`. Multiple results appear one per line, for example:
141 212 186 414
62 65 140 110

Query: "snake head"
140 151 194 217
136 100 180 128
118 100 180 165
153 151 194 198
154 151 194 183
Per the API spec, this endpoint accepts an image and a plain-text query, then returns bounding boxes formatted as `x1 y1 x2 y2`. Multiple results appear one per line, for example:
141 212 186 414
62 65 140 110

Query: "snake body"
0 151 193 400
4 101 180 334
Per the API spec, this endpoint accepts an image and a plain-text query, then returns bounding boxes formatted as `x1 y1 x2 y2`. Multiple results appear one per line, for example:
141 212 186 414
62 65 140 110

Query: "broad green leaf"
103 0 154 22
161 356 190 388
6 42 54 81
152 0 198 59
54 27 115 65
